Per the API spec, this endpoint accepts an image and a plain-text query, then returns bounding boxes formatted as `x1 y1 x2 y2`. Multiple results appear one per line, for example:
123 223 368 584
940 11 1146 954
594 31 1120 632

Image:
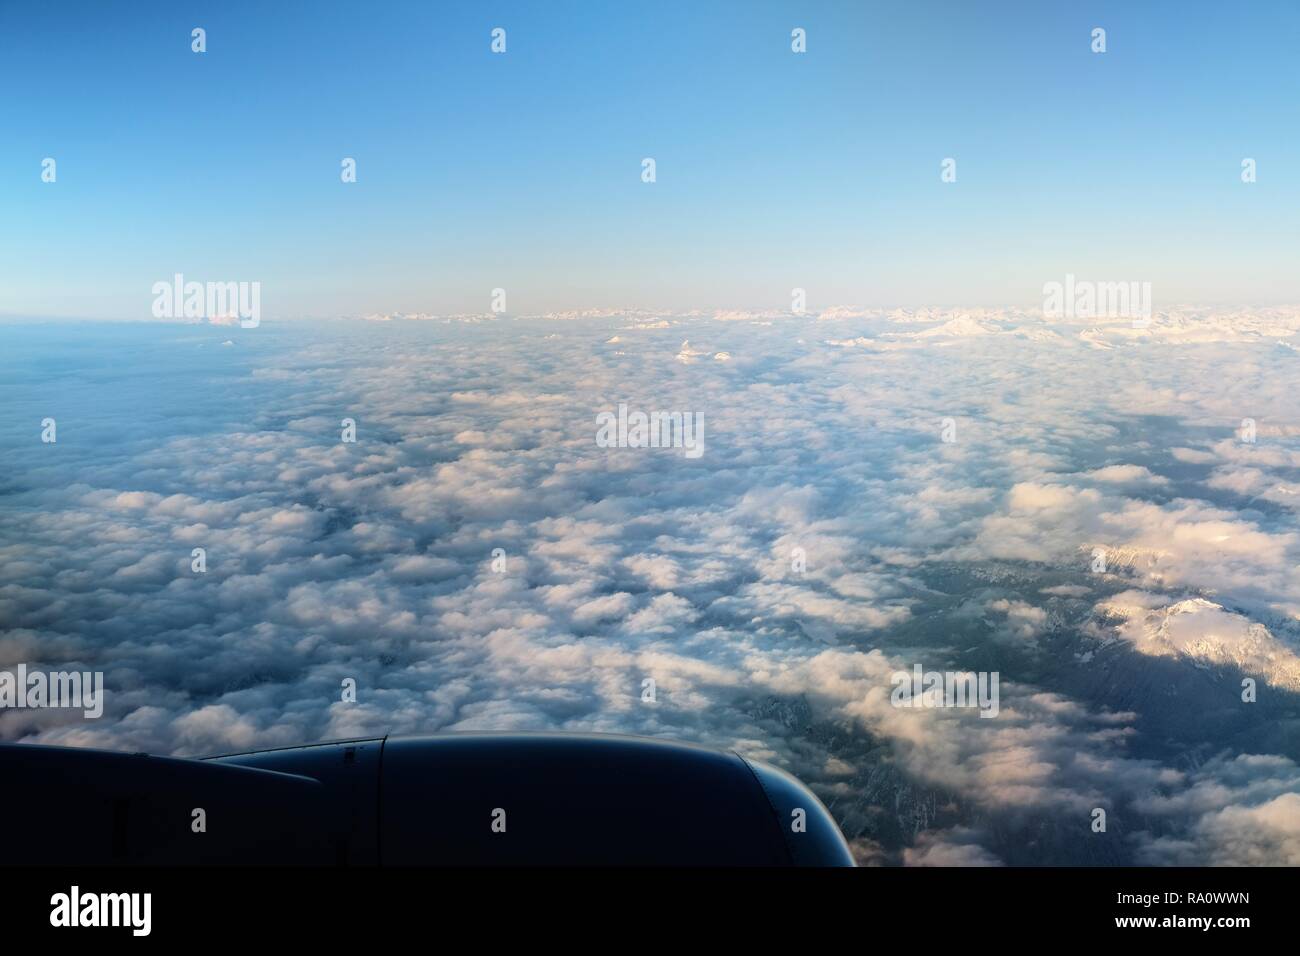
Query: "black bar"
1 866 1281 942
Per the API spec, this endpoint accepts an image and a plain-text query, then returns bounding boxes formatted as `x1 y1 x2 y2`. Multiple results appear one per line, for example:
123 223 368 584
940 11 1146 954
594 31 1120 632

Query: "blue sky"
2 0 1296 319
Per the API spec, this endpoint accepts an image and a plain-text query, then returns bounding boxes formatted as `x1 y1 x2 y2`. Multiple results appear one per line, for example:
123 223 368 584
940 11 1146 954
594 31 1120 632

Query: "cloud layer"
3 308 1299 864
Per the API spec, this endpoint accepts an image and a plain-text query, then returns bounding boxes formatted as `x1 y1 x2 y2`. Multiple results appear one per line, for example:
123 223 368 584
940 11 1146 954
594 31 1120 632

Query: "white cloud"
7 308 1300 865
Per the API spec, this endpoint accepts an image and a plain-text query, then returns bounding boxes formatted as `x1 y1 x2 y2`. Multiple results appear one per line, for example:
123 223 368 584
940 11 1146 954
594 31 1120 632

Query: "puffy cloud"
1084 464 1169 485
5 308 1300 865
904 827 1004 866
1133 755 1300 865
